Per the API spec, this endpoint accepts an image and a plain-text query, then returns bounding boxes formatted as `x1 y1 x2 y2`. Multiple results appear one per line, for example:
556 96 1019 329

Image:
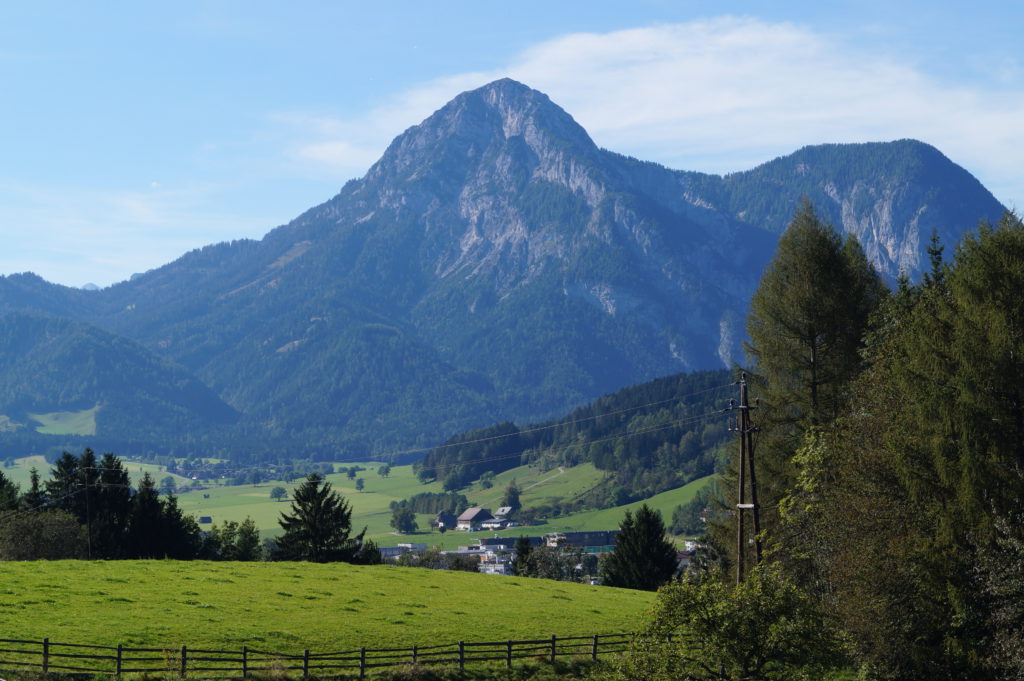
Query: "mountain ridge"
0 79 1007 456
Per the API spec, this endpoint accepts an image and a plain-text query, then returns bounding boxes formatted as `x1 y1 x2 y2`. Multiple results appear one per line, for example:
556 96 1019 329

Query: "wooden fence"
0 633 633 678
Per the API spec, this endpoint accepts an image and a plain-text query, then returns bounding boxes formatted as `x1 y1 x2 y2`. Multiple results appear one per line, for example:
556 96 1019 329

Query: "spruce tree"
0 469 18 511
600 504 677 590
127 473 164 558
275 473 364 562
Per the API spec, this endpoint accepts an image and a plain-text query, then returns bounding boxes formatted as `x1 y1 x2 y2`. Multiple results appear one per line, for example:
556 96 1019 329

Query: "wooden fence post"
302 649 310 679
412 644 418 665
42 638 49 674
458 641 465 670
242 645 248 678
550 634 556 664
592 634 599 661
506 640 512 668
180 644 187 678
116 643 123 675
359 647 366 679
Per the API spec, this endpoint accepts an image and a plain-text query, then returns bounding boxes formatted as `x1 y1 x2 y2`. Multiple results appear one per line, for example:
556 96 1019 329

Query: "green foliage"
0 509 88 559
746 200 884 429
270 485 287 501
202 517 263 561
767 212 1024 680
611 564 846 681
977 515 1024 680
418 369 731 509
390 505 419 534
274 473 365 562
503 479 522 513
392 491 469 516
600 504 677 591
0 468 17 510
669 480 719 536
514 544 596 583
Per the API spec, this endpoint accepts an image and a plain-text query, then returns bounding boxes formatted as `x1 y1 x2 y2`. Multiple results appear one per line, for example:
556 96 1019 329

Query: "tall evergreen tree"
726 200 884 572
127 473 164 558
600 504 678 590
0 469 18 511
19 467 45 511
93 453 132 558
275 473 364 562
746 200 884 430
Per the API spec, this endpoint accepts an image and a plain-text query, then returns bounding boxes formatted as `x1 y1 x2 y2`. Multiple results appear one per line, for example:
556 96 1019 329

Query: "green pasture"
175 462 608 542
26 405 99 435
412 475 716 550
2 455 191 490
0 561 654 651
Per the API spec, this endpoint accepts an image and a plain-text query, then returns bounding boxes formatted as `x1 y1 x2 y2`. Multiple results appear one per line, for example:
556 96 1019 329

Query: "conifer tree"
600 504 677 590
275 473 364 562
0 469 18 511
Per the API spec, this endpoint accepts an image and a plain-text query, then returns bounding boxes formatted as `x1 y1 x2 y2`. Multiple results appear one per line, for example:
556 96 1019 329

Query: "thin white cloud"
0 181 258 288
279 16 1023 207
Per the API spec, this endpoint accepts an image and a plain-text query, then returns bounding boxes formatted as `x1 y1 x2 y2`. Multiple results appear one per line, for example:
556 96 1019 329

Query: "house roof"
457 507 493 522
495 506 513 517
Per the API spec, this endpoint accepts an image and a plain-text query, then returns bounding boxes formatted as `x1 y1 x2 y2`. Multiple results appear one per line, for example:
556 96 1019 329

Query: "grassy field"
416 475 716 550
174 462 615 544
0 561 655 651
2 455 191 490
26 405 99 435
2 454 713 550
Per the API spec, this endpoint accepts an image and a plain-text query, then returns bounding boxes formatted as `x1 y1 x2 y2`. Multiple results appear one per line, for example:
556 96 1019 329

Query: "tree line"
609 204 1024 681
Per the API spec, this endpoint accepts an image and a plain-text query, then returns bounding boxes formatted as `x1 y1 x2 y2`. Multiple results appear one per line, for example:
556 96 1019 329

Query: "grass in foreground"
0 561 654 652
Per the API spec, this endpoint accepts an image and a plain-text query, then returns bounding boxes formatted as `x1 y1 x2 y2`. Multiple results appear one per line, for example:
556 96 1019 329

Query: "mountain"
0 79 1007 456
0 313 236 442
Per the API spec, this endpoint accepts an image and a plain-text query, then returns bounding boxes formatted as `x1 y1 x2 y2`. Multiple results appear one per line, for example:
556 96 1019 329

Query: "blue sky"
2 1 1021 287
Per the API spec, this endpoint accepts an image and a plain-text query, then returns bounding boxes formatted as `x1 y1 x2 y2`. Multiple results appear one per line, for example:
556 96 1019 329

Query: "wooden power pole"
732 372 761 584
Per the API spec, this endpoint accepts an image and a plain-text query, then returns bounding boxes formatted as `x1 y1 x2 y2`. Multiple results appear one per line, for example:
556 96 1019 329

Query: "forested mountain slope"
416 368 734 508
0 79 1005 455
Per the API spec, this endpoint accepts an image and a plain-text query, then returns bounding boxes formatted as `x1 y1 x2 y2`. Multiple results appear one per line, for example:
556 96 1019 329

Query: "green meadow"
3 455 191 490
3 453 713 549
0 560 654 651
26 405 100 435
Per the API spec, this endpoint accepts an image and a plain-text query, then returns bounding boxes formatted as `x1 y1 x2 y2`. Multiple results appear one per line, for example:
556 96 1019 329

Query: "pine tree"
93 453 131 558
19 467 45 510
600 504 678 590
275 473 364 562
746 200 884 430
0 469 18 511
127 473 164 558
729 200 884 571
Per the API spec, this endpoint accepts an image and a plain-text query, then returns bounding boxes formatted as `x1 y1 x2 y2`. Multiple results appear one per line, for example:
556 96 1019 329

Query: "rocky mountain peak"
365 79 601 192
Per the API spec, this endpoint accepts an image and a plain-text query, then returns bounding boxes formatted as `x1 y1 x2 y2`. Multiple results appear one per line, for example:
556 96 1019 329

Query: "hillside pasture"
0 561 654 652
26 405 99 435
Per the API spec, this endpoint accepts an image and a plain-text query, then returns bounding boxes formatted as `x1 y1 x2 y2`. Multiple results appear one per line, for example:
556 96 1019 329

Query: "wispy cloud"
0 181 257 288
278 17 1023 207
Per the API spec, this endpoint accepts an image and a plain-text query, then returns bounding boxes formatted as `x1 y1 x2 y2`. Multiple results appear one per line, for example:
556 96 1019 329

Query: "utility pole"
731 372 761 584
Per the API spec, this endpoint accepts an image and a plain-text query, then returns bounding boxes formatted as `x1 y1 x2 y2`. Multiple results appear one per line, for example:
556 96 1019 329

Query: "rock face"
0 79 1007 453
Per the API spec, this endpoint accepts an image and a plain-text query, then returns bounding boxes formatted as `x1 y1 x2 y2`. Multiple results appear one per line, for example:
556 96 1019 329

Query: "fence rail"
0 633 633 678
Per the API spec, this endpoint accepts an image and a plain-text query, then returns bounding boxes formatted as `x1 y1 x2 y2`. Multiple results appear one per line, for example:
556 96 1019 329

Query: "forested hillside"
0 314 236 443
415 368 733 509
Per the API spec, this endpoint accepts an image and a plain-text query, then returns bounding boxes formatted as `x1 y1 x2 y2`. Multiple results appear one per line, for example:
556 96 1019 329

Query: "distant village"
380 506 697 577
